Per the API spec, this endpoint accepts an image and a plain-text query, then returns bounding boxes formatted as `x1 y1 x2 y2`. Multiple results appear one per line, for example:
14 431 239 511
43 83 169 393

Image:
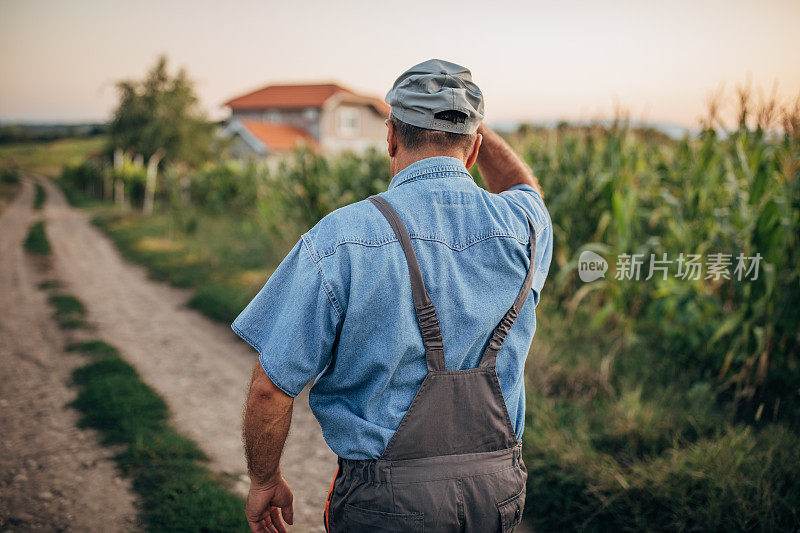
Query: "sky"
1 0 798 128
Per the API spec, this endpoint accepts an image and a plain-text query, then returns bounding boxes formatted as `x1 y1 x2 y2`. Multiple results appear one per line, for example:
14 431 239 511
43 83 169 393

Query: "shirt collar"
388 156 475 190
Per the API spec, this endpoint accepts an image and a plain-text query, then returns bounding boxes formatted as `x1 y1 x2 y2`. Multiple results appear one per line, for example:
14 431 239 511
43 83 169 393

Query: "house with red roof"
221 83 389 157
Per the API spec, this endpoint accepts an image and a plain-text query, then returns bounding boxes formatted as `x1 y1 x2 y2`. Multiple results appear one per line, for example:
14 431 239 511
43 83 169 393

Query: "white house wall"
320 101 387 154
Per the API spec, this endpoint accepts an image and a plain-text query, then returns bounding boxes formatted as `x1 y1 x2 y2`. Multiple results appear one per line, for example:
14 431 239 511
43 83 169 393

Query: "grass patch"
67 340 119 359
133 462 246 531
24 221 51 255
0 167 21 213
38 279 62 290
521 303 800 531
1 166 20 185
48 293 88 329
90 209 286 325
65 333 249 531
72 361 168 443
57 316 90 329
0 137 105 177
188 283 255 324
49 293 85 315
33 182 46 209
523 418 800 531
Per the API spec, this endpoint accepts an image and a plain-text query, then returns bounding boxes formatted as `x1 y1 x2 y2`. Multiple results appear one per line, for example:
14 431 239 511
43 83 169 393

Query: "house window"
338 107 360 136
304 108 318 120
263 110 280 122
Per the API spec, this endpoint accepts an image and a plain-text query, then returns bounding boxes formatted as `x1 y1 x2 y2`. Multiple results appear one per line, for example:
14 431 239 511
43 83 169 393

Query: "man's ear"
386 119 398 157
465 133 482 169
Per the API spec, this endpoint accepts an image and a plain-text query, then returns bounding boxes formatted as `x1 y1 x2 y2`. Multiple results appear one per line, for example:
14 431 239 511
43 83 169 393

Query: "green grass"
0 167 21 213
72 362 167 442
33 182 46 209
67 340 120 358
48 293 88 329
24 221 51 255
38 279 62 290
91 209 283 324
188 283 255 324
0 137 105 177
521 299 800 531
523 416 800 532
1 166 19 185
65 328 249 531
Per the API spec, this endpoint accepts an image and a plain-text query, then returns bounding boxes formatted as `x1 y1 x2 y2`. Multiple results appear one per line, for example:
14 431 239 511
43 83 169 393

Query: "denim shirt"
232 156 553 459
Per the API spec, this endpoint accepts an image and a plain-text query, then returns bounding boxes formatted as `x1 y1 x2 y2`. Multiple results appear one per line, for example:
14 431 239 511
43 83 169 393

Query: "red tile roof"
225 83 389 115
240 119 318 151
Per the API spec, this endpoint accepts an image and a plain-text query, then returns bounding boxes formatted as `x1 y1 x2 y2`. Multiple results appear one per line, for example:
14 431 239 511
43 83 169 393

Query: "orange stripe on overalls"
324 466 338 532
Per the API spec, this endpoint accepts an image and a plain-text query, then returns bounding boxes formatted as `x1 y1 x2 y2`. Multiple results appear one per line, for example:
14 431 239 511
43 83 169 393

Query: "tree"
108 56 214 213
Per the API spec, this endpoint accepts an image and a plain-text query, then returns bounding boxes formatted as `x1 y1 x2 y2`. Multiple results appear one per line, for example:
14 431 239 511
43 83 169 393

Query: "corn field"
512 93 800 426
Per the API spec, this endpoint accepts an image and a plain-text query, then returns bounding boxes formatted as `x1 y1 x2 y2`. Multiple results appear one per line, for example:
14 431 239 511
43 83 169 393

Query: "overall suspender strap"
479 217 537 369
368 196 446 372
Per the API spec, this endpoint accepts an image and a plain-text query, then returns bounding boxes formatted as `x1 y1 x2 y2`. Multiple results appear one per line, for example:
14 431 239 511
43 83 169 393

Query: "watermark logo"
578 251 762 283
578 250 608 282
613 252 762 281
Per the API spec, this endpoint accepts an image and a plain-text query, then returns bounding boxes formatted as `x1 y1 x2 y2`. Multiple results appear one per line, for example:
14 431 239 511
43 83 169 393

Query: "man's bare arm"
476 124 543 196
242 363 294 533
243 363 293 483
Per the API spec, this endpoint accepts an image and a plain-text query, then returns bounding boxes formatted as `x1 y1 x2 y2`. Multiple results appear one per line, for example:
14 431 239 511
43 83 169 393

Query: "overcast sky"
1 0 798 127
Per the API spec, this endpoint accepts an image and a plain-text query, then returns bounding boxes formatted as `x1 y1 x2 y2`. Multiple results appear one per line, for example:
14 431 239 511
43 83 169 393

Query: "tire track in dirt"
38 178 336 531
0 180 138 532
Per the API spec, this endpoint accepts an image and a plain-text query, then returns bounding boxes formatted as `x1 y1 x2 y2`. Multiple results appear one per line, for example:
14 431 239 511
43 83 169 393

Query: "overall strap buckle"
479 217 537 369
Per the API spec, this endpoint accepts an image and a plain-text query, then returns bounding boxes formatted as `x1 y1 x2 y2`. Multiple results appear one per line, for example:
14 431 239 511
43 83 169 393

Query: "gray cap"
386 59 484 134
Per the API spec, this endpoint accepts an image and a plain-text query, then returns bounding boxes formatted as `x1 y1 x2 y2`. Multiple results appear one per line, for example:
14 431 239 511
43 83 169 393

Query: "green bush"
183 160 261 214
60 159 105 203
1 167 20 184
257 148 389 235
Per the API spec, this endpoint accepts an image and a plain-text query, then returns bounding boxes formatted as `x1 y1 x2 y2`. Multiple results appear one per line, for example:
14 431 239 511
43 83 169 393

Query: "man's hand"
245 470 294 533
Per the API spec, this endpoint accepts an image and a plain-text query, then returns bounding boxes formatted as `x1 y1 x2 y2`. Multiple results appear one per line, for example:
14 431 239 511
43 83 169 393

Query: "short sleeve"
231 237 342 397
500 184 554 306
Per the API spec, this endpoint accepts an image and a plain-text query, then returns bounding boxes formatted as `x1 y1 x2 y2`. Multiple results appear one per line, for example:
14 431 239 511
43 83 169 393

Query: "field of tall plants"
510 95 800 530
57 92 800 531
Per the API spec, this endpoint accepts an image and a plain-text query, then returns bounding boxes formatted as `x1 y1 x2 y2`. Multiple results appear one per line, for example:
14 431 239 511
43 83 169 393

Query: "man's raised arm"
476 124 543 197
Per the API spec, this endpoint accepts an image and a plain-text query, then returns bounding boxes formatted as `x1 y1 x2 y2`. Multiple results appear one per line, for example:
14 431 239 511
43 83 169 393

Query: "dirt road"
32 178 338 531
0 180 138 531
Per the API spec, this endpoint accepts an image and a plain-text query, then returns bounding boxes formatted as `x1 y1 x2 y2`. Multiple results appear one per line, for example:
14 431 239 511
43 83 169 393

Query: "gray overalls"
325 195 535 533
